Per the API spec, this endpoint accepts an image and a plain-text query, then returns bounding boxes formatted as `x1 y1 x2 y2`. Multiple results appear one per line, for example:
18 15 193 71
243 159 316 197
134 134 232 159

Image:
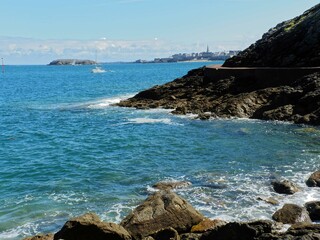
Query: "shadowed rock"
54 213 132 240
272 180 299 194
305 201 320 221
120 190 204 239
306 170 320 187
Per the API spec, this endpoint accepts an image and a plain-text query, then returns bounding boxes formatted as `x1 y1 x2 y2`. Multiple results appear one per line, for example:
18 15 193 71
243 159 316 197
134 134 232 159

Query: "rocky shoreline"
117 66 320 125
25 171 320 240
117 4 320 125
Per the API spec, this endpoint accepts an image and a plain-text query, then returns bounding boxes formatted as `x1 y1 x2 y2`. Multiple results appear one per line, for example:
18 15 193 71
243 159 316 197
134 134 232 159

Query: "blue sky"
0 0 318 64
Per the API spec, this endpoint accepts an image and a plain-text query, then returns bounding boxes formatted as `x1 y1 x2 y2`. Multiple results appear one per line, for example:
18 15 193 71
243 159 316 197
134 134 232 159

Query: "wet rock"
191 218 226 233
201 220 273 240
257 197 279 205
306 171 320 187
120 190 204 239
272 204 312 224
152 181 192 190
23 234 54 240
54 213 132 240
272 180 299 194
305 201 320 221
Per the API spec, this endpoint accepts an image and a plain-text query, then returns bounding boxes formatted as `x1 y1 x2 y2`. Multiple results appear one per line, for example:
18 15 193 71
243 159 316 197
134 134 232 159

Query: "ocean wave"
127 117 174 125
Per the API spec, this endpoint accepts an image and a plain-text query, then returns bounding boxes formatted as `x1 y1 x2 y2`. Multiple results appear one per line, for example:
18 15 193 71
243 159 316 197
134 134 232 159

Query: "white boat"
91 66 106 73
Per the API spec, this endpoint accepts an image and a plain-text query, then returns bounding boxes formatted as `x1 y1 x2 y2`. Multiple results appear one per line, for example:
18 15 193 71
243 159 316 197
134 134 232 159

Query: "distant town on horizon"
135 46 241 64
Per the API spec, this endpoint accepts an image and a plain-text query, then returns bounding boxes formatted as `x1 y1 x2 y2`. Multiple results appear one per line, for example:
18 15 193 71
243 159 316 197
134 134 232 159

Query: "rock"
23 234 54 240
272 180 299 194
180 233 202 240
223 4 320 67
191 218 226 233
306 171 320 187
257 197 279 205
201 220 273 240
287 223 320 236
54 213 132 240
305 201 320 221
152 227 180 240
152 181 192 190
120 190 204 239
272 204 312 224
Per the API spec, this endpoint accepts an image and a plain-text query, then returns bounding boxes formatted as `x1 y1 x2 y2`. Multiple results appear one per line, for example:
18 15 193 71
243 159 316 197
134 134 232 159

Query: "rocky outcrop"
272 204 312 224
272 180 299 195
48 59 96 65
117 67 320 125
120 190 204 239
306 170 320 187
117 4 320 125
24 234 54 240
223 4 320 67
53 213 132 240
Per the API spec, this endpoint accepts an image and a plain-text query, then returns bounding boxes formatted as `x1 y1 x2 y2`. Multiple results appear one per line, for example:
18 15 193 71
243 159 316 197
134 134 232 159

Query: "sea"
0 62 319 239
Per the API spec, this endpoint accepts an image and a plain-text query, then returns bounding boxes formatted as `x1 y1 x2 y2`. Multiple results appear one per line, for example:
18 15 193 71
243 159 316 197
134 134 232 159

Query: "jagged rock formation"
48 59 96 65
117 67 320 125
223 4 320 67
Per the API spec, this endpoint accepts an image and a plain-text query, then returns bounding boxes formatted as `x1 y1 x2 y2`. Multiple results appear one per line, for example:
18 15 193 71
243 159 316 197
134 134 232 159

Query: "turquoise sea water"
0 62 319 239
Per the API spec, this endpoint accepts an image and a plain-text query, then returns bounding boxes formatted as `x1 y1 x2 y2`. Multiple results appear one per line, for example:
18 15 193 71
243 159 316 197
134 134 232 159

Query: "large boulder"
306 171 320 187
120 190 204 239
54 213 132 240
272 204 312 224
305 201 320 221
223 4 320 67
272 180 299 194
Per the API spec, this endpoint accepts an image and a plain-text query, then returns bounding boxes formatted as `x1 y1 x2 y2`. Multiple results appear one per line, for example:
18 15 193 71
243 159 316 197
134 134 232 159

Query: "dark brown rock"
152 227 180 240
306 171 320 187
272 180 299 195
200 220 273 240
305 201 320 221
23 234 54 240
272 204 312 224
120 190 204 239
180 233 202 240
54 213 132 240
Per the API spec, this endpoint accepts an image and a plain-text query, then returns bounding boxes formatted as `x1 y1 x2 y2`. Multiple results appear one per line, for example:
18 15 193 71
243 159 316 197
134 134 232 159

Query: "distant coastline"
135 47 240 64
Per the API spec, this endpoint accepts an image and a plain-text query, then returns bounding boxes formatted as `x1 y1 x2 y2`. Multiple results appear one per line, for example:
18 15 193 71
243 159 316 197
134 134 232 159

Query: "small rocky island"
117 3 320 125
48 59 96 65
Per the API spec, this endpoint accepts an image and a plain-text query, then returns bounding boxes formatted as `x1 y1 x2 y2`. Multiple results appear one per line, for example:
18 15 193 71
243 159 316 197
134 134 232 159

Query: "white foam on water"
0 222 39 240
127 117 173 125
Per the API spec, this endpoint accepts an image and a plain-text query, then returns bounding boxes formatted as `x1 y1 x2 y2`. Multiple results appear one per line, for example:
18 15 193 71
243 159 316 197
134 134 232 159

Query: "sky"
0 0 318 64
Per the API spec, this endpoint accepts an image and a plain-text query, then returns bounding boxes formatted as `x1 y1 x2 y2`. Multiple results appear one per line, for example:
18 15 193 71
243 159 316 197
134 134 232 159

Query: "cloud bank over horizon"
0 36 251 65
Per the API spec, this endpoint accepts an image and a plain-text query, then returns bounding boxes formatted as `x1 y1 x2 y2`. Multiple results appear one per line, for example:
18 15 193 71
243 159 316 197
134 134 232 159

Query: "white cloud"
0 36 250 65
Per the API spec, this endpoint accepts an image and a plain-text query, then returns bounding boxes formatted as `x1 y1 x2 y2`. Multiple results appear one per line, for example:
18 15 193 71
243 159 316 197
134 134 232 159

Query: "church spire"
206 45 210 53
